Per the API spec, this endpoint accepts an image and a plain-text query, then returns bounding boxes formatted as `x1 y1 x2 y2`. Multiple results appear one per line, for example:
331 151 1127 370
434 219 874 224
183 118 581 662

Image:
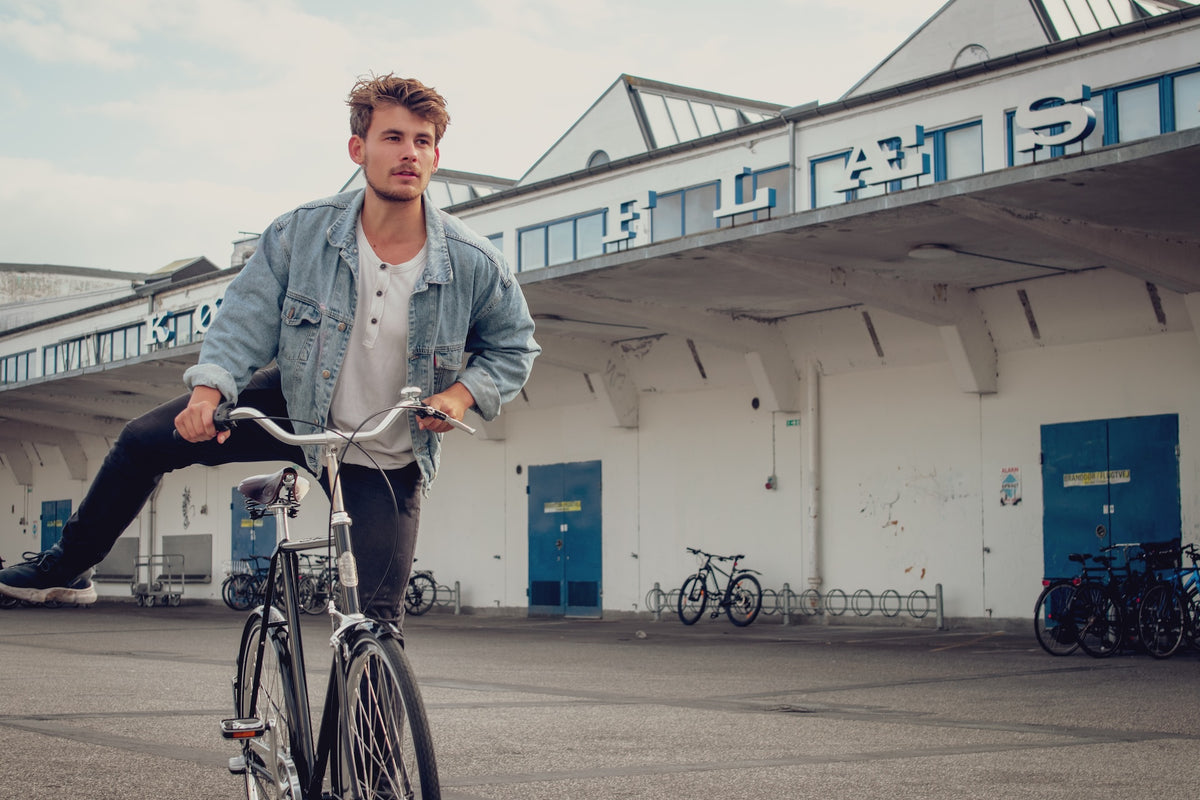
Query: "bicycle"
676 547 763 627
218 386 474 800
404 567 437 617
1136 540 1188 659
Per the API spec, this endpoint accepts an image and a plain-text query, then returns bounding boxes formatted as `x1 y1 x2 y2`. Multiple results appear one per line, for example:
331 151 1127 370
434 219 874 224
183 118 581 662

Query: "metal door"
40 499 71 550
1041 414 1179 579
230 487 276 564
527 460 602 617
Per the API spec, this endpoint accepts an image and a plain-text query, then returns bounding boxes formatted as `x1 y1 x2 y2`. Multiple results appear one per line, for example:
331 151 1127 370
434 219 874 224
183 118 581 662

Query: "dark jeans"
59 367 422 626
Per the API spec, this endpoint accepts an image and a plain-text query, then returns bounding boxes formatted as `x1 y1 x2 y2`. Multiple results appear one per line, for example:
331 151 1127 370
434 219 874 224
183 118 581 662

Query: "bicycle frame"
225 392 473 798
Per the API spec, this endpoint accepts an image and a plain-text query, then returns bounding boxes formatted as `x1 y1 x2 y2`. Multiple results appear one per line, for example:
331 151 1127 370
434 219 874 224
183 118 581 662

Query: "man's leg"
334 462 422 630
0 368 301 604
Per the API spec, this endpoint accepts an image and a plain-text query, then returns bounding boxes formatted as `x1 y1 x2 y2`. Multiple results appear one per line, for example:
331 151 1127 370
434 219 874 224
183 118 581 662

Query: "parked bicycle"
404 567 437 617
1034 541 1171 658
1136 541 1191 658
218 387 474 799
677 547 763 626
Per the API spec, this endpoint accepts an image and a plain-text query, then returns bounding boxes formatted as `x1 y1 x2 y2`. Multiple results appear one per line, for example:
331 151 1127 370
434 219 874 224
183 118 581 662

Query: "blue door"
1041 414 1179 579
40 499 72 550
527 461 602 617
231 487 276 564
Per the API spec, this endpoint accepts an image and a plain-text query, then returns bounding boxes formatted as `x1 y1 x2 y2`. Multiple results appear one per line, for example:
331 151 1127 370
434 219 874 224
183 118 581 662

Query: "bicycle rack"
645 581 945 629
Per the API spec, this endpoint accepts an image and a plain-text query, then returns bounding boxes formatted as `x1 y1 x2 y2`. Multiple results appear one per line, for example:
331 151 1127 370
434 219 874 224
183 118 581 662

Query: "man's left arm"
435 271 540 424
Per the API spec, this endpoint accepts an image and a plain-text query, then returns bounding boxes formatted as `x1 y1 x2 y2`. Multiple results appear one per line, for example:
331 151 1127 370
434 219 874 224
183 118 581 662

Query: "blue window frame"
808 122 979 209
0 350 33 384
722 165 790 227
96 323 143 363
517 210 606 271
651 181 719 242
1007 67 1199 166
43 336 89 376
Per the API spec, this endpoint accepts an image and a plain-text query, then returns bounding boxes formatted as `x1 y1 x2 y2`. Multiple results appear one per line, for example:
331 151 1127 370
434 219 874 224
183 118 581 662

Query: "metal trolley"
131 553 186 607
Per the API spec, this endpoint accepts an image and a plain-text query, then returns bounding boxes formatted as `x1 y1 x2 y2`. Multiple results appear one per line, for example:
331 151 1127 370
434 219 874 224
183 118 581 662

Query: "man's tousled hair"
347 73 450 143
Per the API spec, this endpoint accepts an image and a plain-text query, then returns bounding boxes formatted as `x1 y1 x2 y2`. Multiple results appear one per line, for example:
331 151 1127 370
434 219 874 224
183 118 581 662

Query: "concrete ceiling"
1 127 1197 462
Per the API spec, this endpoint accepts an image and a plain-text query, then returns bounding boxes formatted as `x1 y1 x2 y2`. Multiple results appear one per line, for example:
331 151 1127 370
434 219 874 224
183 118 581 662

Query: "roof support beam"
0 439 33 485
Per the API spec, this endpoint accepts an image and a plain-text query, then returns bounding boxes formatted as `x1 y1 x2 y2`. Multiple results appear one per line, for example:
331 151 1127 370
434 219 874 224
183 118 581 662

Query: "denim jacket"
183 188 540 486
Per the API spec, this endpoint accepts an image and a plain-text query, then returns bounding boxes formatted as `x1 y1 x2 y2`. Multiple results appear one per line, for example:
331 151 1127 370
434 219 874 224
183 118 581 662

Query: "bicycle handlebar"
685 546 745 562
213 387 476 448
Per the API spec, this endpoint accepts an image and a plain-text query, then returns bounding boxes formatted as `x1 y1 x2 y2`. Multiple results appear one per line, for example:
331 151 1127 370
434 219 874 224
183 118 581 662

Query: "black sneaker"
0 546 97 605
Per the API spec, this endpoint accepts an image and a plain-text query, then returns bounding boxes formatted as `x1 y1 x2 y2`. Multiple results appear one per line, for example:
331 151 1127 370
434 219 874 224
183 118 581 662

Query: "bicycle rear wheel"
340 630 440 800
1033 581 1081 656
1138 582 1184 659
235 610 304 800
405 573 437 616
1074 583 1122 658
725 573 763 627
677 574 707 625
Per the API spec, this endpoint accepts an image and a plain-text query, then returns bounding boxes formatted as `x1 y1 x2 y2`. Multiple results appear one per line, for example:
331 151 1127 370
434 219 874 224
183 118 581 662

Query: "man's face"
349 103 440 204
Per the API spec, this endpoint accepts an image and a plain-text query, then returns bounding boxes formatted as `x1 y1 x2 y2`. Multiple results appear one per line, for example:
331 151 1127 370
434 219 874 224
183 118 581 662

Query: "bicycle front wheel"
1138 582 1184 659
677 574 707 625
405 573 437 616
725 573 763 627
341 630 440 800
235 610 304 800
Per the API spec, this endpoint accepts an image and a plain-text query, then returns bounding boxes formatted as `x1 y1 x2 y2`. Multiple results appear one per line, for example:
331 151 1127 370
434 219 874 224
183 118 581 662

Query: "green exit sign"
785 419 801 427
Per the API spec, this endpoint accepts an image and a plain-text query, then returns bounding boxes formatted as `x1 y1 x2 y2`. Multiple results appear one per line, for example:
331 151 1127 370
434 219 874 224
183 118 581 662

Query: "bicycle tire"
405 573 437 617
224 574 257 612
1138 582 1184 659
725 573 762 627
1033 581 1081 656
1074 582 1122 658
341 629 440 800
677 574 707 625
1183 585 1200 651
235 610 305 800
299 575 326 615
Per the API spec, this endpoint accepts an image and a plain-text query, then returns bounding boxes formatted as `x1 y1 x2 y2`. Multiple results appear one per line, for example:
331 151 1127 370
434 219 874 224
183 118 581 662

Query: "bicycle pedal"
228 755 247 775
221 717 266 740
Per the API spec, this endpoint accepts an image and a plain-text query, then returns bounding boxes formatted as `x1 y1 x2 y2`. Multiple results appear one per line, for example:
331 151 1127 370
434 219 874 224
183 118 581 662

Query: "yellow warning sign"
543 500 582 513
1063 469 1131 487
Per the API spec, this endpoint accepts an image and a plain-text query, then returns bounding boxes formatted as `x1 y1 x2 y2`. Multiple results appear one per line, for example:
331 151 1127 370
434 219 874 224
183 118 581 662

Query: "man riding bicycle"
0 74 539 625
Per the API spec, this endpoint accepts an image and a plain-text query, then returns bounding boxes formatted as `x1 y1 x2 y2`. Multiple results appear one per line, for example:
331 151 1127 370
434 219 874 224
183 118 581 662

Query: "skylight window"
637 90 777 150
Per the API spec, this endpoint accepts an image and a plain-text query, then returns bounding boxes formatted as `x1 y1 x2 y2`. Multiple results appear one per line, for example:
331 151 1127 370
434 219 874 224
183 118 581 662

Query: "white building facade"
1 0 1198 624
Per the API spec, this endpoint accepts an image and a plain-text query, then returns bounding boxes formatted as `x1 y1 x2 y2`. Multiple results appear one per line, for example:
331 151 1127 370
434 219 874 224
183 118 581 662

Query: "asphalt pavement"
0 601 1197 799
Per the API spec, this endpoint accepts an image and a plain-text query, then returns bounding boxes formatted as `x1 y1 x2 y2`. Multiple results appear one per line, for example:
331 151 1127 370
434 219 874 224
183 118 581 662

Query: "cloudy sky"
0 0 947 273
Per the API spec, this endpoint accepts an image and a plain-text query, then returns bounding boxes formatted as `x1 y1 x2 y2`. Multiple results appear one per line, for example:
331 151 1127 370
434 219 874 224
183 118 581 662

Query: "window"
637 89 774 150
0 350 33 384
43 337 88 376
96 323 143 363
938 122 984 181
649 182 719 240
811 154 851 209
587 150 610 169
1115 82 1161 142
517 210 606 270
726 166 791 226
1174 71 1200 130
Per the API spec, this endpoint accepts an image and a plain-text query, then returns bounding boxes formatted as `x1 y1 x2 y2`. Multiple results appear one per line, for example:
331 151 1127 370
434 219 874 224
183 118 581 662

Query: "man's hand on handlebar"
175 385 232 444
419 382 474 434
